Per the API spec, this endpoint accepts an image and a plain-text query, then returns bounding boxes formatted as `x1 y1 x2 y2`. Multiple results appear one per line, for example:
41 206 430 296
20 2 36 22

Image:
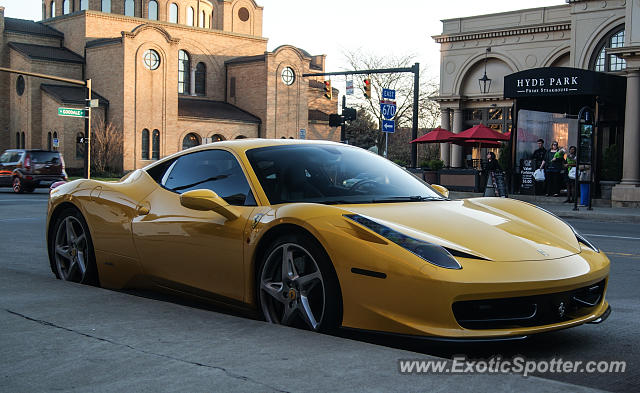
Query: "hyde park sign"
503 67 623 98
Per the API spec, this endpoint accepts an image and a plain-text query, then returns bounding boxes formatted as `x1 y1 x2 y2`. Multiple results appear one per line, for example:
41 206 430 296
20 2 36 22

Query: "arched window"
187 7 194 26
76 132 84 159
47 132 52 150
101 0 110 13
178 50 190 94
141 129 150 160
152 130 160 159
182 133 201 150
148 1 158 20
591 25 626 72
125 0 134 16
63 0 70 14
169 3 178 23
16 132 20 149
199 10 205 27
21 132 25 149
80 0 88 11
195 62 206 96
235 135 246 139
211 134 225 142
51 1 56 18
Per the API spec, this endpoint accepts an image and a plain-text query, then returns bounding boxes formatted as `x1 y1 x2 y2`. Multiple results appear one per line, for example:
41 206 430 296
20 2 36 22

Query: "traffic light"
363 78 371 99
324 80 332 99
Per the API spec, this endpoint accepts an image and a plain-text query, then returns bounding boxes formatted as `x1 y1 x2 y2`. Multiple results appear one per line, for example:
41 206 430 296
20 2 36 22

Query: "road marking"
604 251 640 259
0 217 43 222
0 199 48 203
584 234 640 241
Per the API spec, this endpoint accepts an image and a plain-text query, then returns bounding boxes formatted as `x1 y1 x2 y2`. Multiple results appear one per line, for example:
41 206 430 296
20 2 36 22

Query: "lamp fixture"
479 47 492 94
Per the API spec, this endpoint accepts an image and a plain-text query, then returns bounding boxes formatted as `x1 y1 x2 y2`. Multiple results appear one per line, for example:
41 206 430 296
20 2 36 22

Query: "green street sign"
57 107 86 118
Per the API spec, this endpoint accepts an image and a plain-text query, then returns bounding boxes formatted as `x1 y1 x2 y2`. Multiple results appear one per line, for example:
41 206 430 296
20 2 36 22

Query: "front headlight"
532 206 599 253
344 214 462 269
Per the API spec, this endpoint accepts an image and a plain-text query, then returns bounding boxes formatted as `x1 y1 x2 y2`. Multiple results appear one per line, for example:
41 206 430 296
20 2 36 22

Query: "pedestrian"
483 152 503 197
543 141 564 196
532 139 546 195
564 146 577 203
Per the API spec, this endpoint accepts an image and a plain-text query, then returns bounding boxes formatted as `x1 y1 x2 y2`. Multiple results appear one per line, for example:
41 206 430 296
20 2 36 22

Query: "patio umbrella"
450 138 502 148
451 124 510 142
410 127 456 144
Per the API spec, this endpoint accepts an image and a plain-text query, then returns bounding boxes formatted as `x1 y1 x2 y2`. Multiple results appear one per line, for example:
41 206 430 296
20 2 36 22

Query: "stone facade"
434 0 639 205
1 0 338 172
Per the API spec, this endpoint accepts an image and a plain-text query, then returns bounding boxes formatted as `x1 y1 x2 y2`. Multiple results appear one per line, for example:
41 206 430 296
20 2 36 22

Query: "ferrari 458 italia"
47 139 610 339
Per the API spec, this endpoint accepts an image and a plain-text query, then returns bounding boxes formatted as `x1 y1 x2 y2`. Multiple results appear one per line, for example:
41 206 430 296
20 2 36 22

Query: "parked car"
0 149 67 193
46 140 610 339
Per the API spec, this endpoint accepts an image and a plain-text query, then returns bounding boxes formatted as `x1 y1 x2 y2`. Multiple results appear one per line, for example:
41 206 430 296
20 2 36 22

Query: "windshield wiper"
371 196 444 203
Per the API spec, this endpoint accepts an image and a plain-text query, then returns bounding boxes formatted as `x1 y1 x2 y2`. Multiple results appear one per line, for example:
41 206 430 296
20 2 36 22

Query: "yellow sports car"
46 139 610 339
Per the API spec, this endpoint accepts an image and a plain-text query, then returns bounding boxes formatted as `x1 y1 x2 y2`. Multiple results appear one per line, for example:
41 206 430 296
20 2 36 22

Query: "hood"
343 198 580 262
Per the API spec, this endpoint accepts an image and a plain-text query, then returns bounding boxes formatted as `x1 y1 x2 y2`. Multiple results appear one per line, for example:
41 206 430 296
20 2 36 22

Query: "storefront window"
515 110 577 172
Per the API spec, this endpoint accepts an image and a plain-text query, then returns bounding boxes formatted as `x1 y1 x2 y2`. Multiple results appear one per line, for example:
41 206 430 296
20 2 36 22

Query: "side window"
162 149 255 206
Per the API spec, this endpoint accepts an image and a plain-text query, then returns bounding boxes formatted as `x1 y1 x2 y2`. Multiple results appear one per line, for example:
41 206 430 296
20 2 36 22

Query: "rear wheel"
49 208 99 285
12 177 23 193
257 232 341 332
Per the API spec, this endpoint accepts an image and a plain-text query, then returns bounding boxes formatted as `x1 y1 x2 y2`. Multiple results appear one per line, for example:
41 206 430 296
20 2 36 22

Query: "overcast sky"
3 0 564 81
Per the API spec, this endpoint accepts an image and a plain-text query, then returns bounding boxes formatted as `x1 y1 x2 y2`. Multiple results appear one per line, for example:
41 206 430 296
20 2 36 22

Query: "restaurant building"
0 1 338 172
434 0 640 206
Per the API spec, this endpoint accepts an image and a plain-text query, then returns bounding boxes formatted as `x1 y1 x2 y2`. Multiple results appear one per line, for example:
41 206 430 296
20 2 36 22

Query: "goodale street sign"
58 107 86 118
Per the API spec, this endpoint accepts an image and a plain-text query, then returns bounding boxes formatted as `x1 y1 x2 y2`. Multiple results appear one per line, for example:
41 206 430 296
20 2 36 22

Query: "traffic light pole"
303 63 421 167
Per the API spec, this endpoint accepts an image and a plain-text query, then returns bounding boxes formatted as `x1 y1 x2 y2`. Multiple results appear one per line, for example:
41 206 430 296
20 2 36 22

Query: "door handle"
136 205 150 216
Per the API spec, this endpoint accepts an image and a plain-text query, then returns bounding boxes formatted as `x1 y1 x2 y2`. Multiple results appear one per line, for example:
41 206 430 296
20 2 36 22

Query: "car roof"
143 138 347 171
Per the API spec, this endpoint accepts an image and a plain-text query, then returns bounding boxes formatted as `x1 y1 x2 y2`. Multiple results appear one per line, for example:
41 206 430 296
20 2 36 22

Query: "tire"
12 177 23 193
49 207 99 286
257 232 341 333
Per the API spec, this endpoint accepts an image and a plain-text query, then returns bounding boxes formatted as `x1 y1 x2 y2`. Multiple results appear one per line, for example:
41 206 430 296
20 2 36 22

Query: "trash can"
580 183 590 205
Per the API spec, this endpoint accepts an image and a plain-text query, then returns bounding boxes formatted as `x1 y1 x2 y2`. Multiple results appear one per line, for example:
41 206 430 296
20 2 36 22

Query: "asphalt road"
0 188 637 392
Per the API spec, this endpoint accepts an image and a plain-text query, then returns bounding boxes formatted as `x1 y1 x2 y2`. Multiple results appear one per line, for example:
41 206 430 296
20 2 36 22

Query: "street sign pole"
341 95 346 143
84 79 92 179
385 130 388 158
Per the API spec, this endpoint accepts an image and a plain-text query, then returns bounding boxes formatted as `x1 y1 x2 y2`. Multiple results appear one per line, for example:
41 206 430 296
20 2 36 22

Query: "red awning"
451 124 510 142
410 127 456 144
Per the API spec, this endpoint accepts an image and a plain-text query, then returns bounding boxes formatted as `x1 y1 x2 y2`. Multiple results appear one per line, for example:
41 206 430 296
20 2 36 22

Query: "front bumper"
337 244 610 339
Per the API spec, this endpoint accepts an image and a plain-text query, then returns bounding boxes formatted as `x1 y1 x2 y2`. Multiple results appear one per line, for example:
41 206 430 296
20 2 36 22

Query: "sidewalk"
449 191 640 223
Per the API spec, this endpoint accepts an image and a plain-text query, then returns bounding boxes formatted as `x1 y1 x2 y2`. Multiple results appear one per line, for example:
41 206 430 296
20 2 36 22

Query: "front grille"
452 280 606 330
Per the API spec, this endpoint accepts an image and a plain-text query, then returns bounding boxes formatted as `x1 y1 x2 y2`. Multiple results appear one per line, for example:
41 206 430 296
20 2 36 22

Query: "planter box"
422 170 439 184
437 169 480 192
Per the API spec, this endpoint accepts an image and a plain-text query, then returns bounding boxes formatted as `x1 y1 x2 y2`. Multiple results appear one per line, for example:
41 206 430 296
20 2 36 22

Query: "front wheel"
49 208 99 285
257 233 341 332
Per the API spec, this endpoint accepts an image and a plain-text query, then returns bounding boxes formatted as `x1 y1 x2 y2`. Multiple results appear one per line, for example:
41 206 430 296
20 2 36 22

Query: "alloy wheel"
54 216 89 282
259 243 326 331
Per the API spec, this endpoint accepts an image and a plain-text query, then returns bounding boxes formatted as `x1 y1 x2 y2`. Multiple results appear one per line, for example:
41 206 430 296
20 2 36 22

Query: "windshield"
245 144 445 205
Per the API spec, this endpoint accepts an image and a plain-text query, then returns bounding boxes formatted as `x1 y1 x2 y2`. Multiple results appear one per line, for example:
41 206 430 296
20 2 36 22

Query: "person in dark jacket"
532 139 546 195
542 141 564 196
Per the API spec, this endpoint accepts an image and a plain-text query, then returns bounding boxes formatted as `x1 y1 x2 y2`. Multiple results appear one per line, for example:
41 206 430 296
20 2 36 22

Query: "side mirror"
180 189 239 220
431 184 449 198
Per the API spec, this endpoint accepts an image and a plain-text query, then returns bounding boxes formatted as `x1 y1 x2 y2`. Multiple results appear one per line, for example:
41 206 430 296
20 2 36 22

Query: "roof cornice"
433 23 571 44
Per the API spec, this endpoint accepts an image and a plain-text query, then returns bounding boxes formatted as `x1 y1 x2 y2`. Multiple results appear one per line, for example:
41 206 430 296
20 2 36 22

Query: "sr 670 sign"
380 101 396 120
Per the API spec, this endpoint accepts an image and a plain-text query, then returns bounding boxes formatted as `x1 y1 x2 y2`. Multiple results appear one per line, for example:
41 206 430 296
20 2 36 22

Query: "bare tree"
342 49 441 154
91 114 123 175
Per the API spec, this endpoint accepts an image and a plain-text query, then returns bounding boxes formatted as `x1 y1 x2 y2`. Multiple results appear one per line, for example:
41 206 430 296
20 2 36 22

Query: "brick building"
0 0 339 172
